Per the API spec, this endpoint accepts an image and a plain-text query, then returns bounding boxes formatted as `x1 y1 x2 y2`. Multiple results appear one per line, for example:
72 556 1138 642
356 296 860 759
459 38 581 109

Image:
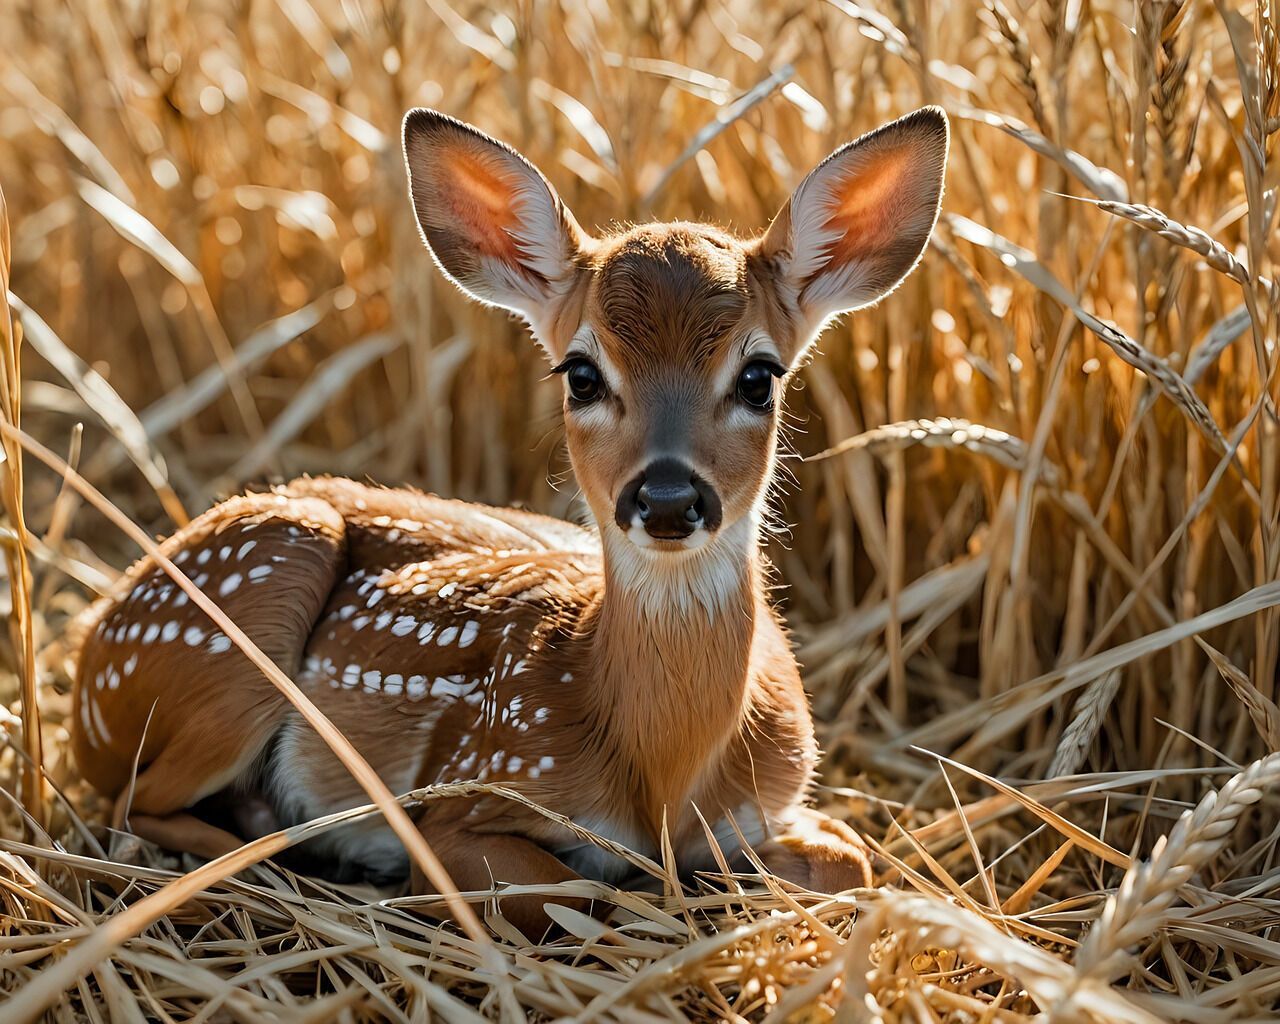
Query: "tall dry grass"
0 0 1278 1020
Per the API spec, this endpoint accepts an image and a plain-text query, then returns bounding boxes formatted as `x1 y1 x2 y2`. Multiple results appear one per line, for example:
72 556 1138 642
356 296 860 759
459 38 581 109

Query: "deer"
71 105 948 936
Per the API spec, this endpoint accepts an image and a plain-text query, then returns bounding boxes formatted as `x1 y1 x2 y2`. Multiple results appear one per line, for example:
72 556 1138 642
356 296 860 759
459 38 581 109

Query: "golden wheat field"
1 0 1279 1019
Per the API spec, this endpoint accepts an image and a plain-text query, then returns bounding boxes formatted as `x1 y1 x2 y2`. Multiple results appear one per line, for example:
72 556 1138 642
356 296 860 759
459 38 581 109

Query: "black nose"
615 459 722 541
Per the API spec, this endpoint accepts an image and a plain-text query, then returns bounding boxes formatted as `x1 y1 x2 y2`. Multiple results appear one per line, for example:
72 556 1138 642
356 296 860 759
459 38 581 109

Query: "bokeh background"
2 0 1279 1020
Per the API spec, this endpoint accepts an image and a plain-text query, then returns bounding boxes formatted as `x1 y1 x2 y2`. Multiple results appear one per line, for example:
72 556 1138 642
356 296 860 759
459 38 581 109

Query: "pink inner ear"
440 148 522 260
822 148 912 265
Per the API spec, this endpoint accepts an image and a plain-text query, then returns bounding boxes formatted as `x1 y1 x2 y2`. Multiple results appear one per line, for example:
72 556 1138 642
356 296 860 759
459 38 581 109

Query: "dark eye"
559 359 604 403
735 361 779 410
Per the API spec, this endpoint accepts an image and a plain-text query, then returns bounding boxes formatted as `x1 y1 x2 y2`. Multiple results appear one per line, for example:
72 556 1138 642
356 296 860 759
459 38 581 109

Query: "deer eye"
735 361 782 410
554 358 605 404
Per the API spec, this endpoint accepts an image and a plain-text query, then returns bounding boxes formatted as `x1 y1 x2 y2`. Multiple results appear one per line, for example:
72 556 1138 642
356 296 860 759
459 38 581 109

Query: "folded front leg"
758 807 874 894
412 826 588 940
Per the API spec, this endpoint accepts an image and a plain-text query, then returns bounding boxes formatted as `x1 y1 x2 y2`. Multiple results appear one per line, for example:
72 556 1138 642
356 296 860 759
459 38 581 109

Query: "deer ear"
757 106 948 348
403 109 588 331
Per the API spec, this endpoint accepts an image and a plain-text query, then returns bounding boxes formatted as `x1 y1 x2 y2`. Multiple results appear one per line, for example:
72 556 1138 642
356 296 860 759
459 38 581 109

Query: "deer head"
403 107 947 585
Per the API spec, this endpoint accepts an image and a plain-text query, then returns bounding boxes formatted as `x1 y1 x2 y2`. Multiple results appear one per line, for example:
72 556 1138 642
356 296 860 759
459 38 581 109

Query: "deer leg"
106 703 286 864
116 808 248 861
411 827 588 940
758 807 874 894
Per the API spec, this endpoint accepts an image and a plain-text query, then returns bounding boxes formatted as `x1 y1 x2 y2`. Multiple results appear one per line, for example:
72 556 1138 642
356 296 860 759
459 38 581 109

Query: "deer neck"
587 515 762 829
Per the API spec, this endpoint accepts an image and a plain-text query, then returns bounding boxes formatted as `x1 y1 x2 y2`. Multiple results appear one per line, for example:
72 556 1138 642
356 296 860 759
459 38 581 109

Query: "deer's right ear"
403 109 588 334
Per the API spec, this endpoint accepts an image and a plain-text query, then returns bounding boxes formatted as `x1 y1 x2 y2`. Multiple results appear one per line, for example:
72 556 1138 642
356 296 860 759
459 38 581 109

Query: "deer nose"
637 477 701 538
616 459 721 541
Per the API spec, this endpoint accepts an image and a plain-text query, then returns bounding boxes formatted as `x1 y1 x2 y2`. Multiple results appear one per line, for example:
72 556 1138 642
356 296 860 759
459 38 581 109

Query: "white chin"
623 524 711 554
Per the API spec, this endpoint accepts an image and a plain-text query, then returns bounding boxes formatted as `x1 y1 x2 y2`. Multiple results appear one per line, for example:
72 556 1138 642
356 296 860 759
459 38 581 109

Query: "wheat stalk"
983 0 1051 133
833 891 1163 1024
1070 750 1280 985
807 417 1066 488
1046 669 1122 778
1090 197 1261 289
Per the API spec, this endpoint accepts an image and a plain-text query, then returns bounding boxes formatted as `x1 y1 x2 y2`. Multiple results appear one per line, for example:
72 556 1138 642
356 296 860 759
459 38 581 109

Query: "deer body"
72 105 948 933
74 478 813 885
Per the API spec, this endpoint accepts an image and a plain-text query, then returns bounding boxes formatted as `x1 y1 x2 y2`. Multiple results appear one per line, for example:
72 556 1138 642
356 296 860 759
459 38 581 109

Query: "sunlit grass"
1 0 1278 1019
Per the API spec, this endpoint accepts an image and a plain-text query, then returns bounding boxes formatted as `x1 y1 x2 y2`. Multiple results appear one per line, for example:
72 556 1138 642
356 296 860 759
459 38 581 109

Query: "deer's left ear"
756 106 948 354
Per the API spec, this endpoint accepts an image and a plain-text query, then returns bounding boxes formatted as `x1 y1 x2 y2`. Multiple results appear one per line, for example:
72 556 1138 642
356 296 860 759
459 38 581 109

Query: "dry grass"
1 0 1279 1019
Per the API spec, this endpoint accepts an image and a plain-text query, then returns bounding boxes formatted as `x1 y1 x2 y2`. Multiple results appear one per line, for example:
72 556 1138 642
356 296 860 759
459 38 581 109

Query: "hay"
2 0 1279 1019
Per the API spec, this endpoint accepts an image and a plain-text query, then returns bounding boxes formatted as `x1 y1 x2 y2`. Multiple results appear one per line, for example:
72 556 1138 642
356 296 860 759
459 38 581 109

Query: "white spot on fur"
431 675 473 699
406 675 429 699
90 694 111 743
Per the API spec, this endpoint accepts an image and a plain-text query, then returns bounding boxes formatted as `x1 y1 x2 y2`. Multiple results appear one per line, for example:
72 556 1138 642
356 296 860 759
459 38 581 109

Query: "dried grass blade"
917 753 1131 869
8 293 186 526
1 69 136 204
1002 840 1074 915
1185 305 1250 385
72 177 261 438
223 332 402 485
641 64 794 208
138 295 333 440
899 580 1280 754
0 182 42 825
1196 638 1280 748
802 552 990 664
954 106 1129 201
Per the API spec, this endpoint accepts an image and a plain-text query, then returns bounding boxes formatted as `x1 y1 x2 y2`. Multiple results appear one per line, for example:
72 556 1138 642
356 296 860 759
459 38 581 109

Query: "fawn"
72 106 948 934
